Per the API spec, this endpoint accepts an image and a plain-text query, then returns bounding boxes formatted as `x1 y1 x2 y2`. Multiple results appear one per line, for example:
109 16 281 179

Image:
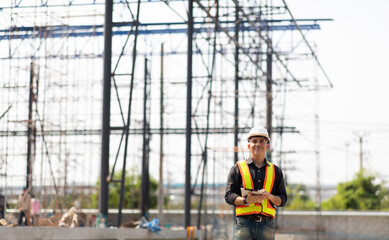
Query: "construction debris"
139 217 161 234
0 218 7 226
58 207 78 228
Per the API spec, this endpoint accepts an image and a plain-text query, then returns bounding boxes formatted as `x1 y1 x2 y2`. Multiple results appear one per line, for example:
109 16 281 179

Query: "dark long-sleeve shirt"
224 158 287 208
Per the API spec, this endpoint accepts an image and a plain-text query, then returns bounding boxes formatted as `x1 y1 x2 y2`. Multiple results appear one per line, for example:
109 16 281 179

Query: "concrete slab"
0 227 202 240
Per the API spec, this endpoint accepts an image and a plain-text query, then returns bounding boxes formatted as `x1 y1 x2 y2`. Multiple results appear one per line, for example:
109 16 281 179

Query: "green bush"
321 170 388 210
284 184 316 210
90 167 159 209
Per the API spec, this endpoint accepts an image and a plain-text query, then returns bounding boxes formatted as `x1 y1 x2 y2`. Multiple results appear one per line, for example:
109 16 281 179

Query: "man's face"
248 136 269 155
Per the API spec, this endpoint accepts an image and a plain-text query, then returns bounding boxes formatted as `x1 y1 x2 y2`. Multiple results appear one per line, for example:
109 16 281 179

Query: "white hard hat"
247 125 270 142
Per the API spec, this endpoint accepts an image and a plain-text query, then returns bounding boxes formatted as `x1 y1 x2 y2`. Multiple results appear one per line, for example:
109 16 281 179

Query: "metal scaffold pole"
100 0 113 219
185 0 193 228
234 0 240 164
158 43 165 221
141 57 150 217
266 38 273 162
26 61 35 190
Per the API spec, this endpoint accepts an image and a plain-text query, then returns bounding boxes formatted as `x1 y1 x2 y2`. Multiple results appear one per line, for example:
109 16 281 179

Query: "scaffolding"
0 0 332 234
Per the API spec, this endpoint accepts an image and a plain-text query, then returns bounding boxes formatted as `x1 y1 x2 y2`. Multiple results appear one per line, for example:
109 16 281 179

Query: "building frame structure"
0 0 332 235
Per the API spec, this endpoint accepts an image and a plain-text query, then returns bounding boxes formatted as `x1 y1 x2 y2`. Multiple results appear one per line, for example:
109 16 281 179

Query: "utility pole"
355 132 367 172
345 142 349 181
359 136 363 171
314 75 322 240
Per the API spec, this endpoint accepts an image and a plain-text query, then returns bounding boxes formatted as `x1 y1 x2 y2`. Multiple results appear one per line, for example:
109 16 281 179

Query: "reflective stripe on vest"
235 160 276 218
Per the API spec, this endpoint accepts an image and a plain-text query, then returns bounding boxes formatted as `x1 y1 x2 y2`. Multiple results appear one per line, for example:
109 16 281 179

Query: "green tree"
321 170 388 210
285 184 316 210
381 194 389 210
90 167 159 209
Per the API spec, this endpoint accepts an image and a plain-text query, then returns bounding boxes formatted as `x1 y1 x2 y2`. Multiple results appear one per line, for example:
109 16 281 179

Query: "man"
225 126 287 240
18 187 31 226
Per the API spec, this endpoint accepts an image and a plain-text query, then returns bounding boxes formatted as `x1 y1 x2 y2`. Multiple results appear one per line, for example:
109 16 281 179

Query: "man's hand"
234 189 282 206
255 189 282 206
246 191 266 204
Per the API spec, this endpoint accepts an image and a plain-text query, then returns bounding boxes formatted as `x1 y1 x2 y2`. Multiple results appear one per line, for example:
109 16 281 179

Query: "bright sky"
1 0 388 191
283 0 389 186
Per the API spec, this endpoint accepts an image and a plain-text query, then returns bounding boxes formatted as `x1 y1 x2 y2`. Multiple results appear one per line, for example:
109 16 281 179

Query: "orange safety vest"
235 160 276 218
